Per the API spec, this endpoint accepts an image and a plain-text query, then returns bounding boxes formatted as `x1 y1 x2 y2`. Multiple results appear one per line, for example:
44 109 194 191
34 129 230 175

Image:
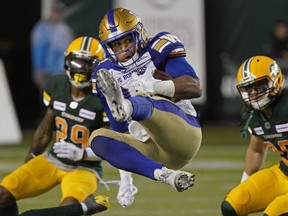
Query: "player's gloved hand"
53 141 84 161
132 68 161 95
117 170 138 208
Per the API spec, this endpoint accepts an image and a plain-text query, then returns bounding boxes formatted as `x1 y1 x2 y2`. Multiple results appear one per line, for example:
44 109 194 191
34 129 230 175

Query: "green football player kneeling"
221 56 288 216
0 36 117 216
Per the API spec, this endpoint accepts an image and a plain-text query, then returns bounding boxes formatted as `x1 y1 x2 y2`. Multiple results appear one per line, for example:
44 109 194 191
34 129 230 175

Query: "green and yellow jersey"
43 74 103 175
248 91 288 175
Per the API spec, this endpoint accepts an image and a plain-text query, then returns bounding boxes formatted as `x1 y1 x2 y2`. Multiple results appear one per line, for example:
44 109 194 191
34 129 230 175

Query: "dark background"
1 0 288 129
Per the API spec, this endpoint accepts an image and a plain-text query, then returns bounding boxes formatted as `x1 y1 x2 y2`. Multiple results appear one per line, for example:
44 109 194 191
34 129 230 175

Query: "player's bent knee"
89 128 110 143
221 200 238 216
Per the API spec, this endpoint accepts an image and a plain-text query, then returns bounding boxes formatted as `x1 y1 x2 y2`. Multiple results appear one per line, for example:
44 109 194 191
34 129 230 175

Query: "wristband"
240 172 249 183
119 169 132 177
119 169 133 185
154 80 175 98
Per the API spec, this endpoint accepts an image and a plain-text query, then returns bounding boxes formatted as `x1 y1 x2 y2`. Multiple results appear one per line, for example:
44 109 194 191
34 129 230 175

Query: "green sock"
18 204 83 216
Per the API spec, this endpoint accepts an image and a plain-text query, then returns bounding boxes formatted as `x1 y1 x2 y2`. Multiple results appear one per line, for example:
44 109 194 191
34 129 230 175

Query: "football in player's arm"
0 36 120 216
74 7 203 203
221 56 288 216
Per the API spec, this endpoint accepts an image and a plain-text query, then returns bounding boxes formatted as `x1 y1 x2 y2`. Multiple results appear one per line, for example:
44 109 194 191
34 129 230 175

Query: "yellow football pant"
224 164 288 216
0 154 98 203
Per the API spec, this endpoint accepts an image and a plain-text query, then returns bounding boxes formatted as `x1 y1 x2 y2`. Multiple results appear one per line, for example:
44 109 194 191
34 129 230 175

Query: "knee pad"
221 200 238 216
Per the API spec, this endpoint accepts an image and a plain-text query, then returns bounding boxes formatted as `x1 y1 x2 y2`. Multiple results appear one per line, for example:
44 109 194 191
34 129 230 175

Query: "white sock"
80 203 88 214
153 166 166 180
123 99 133 121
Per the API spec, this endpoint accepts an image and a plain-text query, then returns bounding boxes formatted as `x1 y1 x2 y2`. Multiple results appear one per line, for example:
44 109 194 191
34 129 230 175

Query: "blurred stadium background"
0 0 287 215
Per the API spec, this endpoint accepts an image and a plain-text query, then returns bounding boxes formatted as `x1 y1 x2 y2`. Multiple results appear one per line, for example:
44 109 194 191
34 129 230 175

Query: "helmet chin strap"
119 51 139 67
70 80 90 89
66 70 90 89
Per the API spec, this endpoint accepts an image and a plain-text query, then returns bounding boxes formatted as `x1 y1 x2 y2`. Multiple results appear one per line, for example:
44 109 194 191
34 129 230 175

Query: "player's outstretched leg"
154 167 195 192
96 69 132 122
19 194 109 216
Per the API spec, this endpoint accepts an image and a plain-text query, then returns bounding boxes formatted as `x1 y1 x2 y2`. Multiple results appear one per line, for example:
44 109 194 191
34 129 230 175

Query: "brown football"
153 70 173 80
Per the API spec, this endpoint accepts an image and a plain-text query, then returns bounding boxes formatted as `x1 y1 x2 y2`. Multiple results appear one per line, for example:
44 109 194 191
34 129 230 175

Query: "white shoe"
96 69 132 121
154 167 195 192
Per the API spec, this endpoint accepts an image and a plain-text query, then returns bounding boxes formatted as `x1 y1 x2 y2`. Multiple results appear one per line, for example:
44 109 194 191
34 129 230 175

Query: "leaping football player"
59 8 203 201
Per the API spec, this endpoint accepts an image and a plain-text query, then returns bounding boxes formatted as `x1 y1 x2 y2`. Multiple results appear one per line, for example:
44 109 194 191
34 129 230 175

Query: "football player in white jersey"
55 8 203 207
87 7 202 195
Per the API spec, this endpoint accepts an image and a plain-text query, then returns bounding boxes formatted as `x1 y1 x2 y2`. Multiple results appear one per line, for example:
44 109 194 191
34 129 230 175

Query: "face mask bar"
237 76 273 110
65 55 100 74
65 54 101 88
101 24 144 67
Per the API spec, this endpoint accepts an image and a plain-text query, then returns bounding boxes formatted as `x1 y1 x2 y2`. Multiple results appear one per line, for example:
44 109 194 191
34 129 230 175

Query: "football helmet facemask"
237 55 283 110
99 8 148 67
64 36 104 88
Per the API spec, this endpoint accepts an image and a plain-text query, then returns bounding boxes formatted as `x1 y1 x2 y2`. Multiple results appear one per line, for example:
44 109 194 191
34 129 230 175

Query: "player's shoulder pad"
45 74 67 92
43 74 68 106
92 60 123 79
149 32 186 57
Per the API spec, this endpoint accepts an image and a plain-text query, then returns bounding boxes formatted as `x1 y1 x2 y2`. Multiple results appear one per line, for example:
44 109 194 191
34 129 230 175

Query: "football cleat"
96 69 132 121
154 167 195 192
83 193 110 215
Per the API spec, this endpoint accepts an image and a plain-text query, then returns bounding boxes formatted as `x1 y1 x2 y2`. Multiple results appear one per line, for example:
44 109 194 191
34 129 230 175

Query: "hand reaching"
117 170 138 208
53 141 84 161
132 68 161 95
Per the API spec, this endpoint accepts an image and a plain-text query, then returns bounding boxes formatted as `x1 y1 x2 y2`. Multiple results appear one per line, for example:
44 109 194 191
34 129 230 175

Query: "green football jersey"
43 74 103 175
248 92 288 175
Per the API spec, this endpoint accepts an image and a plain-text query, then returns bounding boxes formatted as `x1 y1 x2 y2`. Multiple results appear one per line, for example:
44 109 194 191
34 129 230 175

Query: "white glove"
117 170 138 208
132 68 161 95
53 141 84 161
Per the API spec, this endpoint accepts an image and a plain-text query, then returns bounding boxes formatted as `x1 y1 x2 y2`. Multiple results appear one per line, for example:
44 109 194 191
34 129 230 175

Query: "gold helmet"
64 36 104 88
237 55 284 110
99 8 148 66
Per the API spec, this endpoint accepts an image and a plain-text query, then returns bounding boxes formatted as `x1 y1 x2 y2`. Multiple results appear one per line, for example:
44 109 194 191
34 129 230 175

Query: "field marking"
0 160 244 174
185 159 244 170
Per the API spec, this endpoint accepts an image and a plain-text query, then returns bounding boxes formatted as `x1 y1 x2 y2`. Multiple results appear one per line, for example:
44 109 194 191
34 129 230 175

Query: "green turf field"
0 126 279 215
